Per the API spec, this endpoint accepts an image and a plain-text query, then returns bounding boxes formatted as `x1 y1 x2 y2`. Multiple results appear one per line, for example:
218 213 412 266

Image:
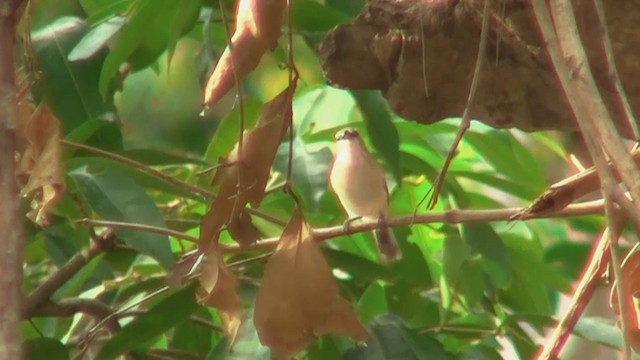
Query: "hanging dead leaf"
16 102 64 226
203 0 286 111
611 249 640 353
254 209 369 358
197 242 243 343
199 85 293 249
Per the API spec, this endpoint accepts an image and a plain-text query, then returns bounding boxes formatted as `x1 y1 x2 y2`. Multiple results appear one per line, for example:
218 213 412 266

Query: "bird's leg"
342 216 363 234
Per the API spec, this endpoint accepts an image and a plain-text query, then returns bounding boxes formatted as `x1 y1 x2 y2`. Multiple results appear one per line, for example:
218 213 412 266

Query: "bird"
328 127 401 262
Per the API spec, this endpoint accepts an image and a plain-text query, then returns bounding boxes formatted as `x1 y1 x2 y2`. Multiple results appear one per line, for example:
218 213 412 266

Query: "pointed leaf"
96 286 199 360
254 210 368 358
70 166 174 267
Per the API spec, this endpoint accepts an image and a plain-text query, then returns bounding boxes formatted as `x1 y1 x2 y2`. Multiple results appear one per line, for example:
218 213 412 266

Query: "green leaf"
99 0 199 96
459 223 512 289
347 315 455 360
23 337 69 360
292 0 352 33
442 232 471 309
351 90 401 181
70 166 175 267
31 16 112 133
68 16 126 61
323 248 395 283
274 138 333 213
167 0 203 62
67 156 201 201
359 281 389 323
171 307 216 355
97 285 199 360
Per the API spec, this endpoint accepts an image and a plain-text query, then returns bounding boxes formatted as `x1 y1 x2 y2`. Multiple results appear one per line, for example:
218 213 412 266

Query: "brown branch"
61 140 215 200
591 0 640 140
220 199 605 253
0 1 27 358
61 140 283 226
23 231 115 317
536 225 618 360
75 218 199 242
29 298 120 334
541 1 640 212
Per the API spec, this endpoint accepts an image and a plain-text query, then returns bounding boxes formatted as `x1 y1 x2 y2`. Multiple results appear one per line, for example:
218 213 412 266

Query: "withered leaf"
254 209 369 358
197 242 243 343
199 85 293 249
16 102 65 226
203 0 286 110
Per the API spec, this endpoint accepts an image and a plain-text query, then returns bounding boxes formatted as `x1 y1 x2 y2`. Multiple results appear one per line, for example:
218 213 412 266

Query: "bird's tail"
373 226 402 262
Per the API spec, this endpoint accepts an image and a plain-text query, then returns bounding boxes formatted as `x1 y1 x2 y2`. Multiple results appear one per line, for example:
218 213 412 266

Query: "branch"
423 0 490 209
61 140 285 226
0 1 27 358
75 218 199 242
536 224 618 359
23 232 115 317
220 199 605 253
29 298 120 334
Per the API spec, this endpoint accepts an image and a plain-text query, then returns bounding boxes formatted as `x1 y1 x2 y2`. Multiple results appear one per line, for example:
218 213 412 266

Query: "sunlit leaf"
97 285 199 359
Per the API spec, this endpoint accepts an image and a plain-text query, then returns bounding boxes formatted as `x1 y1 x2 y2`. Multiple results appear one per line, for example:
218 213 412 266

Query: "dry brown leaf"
512 148 640 220
203 0 286 110
199 85 293 249
611 250 640 353
254 209 369 358
16 102 64 226
197 242 243 342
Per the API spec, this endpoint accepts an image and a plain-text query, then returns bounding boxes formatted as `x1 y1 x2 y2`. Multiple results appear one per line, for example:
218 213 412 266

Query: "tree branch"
23 231 115 317
0 1 27 357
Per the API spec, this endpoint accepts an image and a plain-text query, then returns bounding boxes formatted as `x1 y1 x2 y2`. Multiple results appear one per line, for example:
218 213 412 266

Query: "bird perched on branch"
329 128 401 262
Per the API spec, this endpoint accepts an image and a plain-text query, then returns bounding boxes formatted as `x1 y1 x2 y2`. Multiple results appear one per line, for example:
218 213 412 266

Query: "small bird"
329 128 401 262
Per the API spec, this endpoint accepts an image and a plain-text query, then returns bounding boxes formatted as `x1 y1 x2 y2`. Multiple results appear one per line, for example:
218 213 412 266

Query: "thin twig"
24 232 116 317
421 0 491 210
221 199 605 253
29 298 120 334
75 218 199 242
536 225 617 359
61 140 283 226
61 140 215 199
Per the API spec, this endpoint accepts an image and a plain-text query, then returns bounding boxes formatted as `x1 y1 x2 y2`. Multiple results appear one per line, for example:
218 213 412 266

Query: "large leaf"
99 0 201 96
31 16 112 133
23 337 69 360
351 90 401 181
274 138 333 213
70 165 175 267
96 285 199 359
459 223 512 289
347 315 455 360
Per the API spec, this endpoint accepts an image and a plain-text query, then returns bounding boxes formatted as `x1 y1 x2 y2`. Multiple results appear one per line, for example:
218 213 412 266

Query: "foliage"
17 0 620 359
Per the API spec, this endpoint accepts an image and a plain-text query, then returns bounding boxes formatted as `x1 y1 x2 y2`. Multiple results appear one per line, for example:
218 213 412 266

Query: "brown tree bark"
0 0 26 357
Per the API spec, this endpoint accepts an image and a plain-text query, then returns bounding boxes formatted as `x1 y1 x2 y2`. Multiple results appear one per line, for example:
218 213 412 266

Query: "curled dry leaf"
254 209 369 358
512 148 640 220
203 0 286 111
611 250 640 353
197 242 243 343
199 84 294 249
16 102 65 226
